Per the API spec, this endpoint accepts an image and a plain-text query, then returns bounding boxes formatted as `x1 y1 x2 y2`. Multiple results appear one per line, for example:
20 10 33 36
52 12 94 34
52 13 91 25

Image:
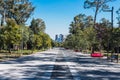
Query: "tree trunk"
8 45 11 53
92 6 99 53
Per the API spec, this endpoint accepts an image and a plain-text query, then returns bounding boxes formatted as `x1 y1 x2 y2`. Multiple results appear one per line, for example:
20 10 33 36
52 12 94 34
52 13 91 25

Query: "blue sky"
28 0 120 39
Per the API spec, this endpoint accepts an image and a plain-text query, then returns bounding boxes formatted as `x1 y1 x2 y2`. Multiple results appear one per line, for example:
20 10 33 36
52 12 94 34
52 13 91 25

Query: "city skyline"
55 34 64 42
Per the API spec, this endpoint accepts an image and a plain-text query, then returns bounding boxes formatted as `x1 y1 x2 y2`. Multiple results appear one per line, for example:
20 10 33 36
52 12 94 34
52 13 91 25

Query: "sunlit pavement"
63 49 120 80
0 48 120 80
0 49 58 80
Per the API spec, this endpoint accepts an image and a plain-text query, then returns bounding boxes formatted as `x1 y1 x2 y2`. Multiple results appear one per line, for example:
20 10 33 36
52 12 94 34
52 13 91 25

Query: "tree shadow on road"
64 50 120 80
0 53 57 80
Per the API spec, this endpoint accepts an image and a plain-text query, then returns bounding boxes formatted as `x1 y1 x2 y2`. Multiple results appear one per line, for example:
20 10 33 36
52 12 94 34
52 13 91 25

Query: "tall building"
55 34 58 41
55 34 64 42
59 34 64 42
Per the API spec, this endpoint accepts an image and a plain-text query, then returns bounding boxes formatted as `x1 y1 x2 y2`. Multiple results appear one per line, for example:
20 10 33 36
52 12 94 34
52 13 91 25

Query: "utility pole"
103 7 114 61
111 7 114 30
116 8 120 27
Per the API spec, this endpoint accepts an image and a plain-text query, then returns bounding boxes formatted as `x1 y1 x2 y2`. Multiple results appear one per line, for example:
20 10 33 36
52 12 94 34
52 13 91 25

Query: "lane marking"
62 50 81 80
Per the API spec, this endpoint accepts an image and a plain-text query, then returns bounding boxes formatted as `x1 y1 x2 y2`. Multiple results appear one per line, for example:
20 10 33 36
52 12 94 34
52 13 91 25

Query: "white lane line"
42 50 58 80
62 51 81 80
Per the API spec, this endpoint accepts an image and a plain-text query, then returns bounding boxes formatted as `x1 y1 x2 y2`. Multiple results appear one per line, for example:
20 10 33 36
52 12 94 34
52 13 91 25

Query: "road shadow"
64 50 120 80
0 64 54 80
0 52 57 80
0 53 56 64
50 53 73 80
78 69 120 80
0 49 120 80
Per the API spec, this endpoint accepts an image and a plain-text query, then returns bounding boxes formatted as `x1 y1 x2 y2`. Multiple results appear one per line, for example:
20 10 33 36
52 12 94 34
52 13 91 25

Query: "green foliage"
65 11 120 53
34 34 43 49
64 34 75 49
0 0 35 26
29 18 51 50
84 0 115 31
41 33 52 49
30 18 46 34
0 0 52 54
1 19 21 52
112 28 120 47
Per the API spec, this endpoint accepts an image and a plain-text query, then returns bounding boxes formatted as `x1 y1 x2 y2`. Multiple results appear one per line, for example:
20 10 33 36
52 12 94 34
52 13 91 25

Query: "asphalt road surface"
0 48 120 80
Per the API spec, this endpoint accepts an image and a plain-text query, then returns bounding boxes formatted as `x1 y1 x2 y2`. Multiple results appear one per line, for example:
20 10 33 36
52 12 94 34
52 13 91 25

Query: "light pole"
103 7 114 61
103 7 114 29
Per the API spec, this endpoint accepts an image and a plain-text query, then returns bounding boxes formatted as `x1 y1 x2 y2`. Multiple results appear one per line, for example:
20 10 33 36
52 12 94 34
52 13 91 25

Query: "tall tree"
84 0 115 29
69 14 86 34
3 19 22 53
96 18 111 51
84 0 115 52
0 0 35 25
30 18 46 34
67 14 95 50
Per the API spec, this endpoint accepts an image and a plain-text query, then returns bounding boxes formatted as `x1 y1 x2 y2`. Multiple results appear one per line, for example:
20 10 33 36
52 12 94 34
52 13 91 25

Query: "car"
91 52 103 57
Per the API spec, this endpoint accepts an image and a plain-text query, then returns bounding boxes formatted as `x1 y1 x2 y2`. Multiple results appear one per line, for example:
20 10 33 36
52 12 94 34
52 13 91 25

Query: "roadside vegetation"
0 0 52 61
63 0 120 60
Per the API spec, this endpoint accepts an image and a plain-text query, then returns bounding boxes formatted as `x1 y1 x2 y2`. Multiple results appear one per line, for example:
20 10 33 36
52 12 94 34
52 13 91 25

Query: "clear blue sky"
28 0 120 39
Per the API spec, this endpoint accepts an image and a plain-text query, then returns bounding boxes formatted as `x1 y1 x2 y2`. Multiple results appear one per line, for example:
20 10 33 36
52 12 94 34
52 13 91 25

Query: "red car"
91 52 103 57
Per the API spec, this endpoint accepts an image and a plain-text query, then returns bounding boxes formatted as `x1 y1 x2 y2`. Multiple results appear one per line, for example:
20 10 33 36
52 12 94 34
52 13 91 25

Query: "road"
0 48 120 80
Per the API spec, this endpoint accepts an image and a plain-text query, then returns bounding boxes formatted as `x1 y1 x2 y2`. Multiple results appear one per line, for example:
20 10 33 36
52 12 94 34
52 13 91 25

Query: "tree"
20 25 29 49
69 14 86 34
0 0 35 25
29 18 51 50
30 18 46 34
65 14 95 51
41 32 52 49
112 28 120 52
3 19 22 53
83 26 98 51
84 16 94 28
34 34 43 49
84 0 115 52
64 34 75 49
0 28 4 50
27 28 34 50
84 0 115 29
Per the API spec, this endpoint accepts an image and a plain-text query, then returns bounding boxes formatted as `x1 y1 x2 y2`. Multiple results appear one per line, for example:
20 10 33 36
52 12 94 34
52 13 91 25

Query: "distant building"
55 34 58 41
55 34 64 42
59 34 64 42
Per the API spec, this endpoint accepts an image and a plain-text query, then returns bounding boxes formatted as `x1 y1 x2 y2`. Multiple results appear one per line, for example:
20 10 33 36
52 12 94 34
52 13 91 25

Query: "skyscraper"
55 34 64 42
59 34 64 42
55 34 58 41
